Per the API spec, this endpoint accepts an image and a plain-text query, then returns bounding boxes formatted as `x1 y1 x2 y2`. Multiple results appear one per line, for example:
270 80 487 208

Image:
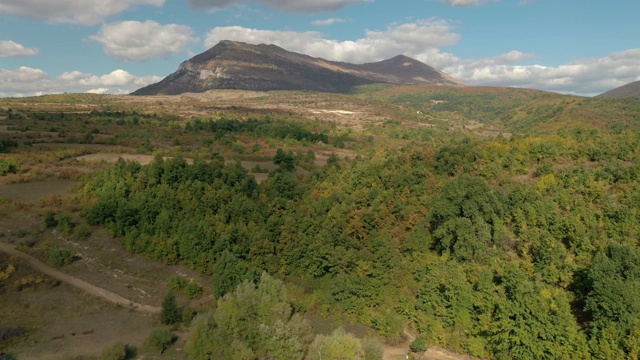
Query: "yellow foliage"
535 174 558 192
0 264 16 281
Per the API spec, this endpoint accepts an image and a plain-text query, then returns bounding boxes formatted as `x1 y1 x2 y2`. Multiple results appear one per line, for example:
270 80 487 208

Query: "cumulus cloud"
86 88 111 94
204 19 461 64
0 0 164 25
311 17 348 26
202 19 640 95
188 0 369 12
90 20 197 61
444 48 640 95
0 67 161 97
0 40 39 57
439 0 499 6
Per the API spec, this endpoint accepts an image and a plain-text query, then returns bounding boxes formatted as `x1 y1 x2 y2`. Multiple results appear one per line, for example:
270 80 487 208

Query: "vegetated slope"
358 84 640 134
82 128 640 359
6 93 640 359
132 40 464 95
597 80 640 98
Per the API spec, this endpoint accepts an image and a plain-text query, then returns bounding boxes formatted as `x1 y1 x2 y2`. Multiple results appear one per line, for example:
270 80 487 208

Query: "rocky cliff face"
132 40 465 95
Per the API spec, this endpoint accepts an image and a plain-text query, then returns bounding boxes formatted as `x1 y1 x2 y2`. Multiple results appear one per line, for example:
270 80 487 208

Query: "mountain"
597 80 640 98
132 40 465 95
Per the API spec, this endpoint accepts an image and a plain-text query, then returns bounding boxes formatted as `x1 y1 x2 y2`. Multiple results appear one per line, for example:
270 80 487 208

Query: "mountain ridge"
597 80 640 98
132 40 465 95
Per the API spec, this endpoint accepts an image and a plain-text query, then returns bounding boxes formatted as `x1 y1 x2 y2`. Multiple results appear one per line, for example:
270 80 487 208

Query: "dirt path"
383 329 479 360
0 241 161 314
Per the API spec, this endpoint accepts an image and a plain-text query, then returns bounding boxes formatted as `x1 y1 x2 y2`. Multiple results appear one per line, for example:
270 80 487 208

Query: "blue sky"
1 0 639 97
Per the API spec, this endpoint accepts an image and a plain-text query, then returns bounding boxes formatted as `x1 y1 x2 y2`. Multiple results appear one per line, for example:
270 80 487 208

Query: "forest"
80 117 640 359
2 88 640 359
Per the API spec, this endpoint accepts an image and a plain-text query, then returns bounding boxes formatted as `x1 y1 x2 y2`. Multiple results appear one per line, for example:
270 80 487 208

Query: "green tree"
410 334 429 352
309 328 363 360
186 273 312 360
147 328 174 353
583 242 640 357
362 337 383 360
99 341 128 360
273 148 296 171
430 175 506 261
160 293 180 325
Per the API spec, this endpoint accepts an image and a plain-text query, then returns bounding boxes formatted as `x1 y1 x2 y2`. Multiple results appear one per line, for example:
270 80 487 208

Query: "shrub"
160 293 180 325
46 245 76 267
74 226 92 239
409 334 429 353
363 337 384 360
57 214 75 234
44 212 58 228
147 328 174 353
0 158 19 175
169 276 203 300
0 264 16 281
99 341 128 360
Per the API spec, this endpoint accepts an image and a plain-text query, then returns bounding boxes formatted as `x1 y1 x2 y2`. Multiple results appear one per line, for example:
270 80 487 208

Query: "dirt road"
0 241 161 314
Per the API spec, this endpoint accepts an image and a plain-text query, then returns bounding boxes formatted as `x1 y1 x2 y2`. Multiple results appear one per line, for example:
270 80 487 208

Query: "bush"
160 293 180 325
99 341 128 360
44 212 58 228
169 276 203 300
0 158 19 176
182 306 197 324
74 226 92 239
409 334 429 353
363 337 383 360
147 328 174 353
57 214 75 234
46 245 76 267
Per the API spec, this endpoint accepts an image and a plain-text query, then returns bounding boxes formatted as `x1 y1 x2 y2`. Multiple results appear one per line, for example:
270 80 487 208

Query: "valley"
1 84 640 359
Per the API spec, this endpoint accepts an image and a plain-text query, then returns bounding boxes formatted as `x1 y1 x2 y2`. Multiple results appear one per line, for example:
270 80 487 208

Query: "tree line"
81 128 640 359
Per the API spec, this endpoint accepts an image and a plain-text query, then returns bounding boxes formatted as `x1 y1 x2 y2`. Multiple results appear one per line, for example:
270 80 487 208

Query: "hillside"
597 80 640 98
132 40 464 95
356 84 640 134
3 89 640 359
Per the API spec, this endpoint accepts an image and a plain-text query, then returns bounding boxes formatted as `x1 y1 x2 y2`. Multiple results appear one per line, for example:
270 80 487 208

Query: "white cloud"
86 88 111 94
444 48 640 95
439 0 499 6
188 0 370 12
202 20 640 96
204 19 461 64
0 40 39 57
0 67 161 97
90 20 197 61
0 0 164 25
311 18 348 26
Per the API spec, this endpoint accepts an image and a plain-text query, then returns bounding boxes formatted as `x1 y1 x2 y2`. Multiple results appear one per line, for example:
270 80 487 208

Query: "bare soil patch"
32 143 126 150
0 251 157 360
77 153 157 165
0 242 160 313
0 179 74 203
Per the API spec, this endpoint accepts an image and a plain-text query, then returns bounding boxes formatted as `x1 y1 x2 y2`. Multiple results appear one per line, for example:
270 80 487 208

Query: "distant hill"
597 80 640 98
132 40 465 95
357 83 640 134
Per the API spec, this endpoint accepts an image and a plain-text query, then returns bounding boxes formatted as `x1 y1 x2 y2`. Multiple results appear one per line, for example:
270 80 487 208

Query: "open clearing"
0 250 158 360
0 179 74 203
0 242 160 313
